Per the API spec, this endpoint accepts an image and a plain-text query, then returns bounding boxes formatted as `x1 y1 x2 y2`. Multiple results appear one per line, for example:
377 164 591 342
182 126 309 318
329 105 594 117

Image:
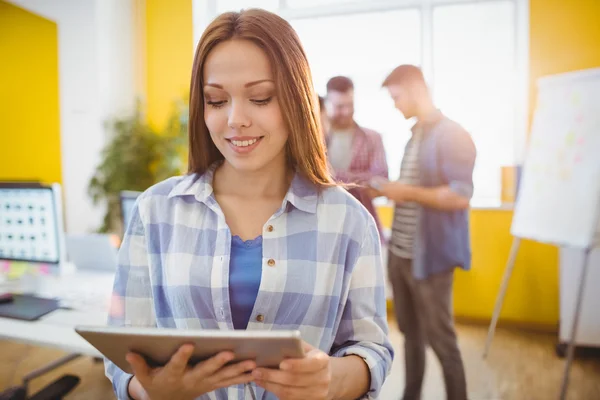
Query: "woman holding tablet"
105 8 392 400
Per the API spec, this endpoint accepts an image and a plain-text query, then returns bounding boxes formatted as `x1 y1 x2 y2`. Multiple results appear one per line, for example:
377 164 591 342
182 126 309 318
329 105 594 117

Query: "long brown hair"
188 9 333 187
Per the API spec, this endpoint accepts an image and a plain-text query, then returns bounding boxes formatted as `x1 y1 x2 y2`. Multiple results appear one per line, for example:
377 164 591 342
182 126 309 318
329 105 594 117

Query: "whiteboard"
511 68 600 248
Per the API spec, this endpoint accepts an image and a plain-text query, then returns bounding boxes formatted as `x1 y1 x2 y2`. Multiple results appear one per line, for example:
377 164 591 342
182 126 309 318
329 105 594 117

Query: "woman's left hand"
253 341 332 400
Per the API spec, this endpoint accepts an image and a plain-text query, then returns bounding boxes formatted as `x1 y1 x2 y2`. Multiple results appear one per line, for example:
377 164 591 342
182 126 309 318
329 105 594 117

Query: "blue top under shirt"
229 235 263 329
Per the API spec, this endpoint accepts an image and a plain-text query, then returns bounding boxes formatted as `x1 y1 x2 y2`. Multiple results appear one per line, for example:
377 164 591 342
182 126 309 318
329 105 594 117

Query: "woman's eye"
206 100 226 108
252 97 272 106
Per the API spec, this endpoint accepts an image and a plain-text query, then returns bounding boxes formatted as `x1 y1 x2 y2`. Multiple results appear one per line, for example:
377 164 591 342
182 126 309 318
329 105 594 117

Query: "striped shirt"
390 129 423 259
104 163 393 400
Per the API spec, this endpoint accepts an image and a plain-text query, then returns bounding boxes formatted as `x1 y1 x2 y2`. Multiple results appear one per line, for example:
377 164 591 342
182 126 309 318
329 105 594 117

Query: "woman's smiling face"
202 39 289 173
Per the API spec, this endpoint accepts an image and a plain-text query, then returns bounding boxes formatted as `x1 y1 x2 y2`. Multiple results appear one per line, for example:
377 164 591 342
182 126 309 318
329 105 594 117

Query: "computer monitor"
119 190 141 234
0 182 67 269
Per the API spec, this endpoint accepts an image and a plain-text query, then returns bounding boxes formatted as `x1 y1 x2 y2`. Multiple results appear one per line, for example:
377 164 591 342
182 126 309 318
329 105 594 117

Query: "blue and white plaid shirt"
105 164 393 400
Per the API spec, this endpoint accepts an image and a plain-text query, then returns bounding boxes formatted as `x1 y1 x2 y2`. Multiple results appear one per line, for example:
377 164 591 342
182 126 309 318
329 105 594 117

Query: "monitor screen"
120 191 141 233
0 185 61 263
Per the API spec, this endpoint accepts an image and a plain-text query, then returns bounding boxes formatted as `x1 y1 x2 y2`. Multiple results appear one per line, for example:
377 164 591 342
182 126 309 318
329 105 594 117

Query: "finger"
189 351 235 380
209 360 256 383
163 344 194 376
252 368 319 388
276 340 312 370
280 349 328 373
212 371 255 389
301 341 315 353
126 352 151 384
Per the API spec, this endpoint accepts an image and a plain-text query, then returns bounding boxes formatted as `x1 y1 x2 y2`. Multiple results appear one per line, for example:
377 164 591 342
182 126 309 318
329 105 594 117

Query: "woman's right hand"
126 344 256 400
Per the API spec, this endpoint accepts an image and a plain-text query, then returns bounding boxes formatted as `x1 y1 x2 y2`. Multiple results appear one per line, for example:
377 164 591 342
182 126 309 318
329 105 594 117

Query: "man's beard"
331 117 353 130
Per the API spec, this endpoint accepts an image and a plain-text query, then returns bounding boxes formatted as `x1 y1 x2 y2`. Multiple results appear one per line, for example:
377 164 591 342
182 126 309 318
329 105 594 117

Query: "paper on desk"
7 262 29 280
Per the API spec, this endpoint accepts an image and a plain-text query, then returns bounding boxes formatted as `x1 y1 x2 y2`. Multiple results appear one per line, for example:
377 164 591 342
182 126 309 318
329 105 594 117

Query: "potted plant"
88 99 188 234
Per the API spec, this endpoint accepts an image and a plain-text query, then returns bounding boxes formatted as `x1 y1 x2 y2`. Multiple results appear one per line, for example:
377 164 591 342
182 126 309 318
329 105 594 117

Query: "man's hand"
364 177 389 199
364 186 382 199
380 181 414 203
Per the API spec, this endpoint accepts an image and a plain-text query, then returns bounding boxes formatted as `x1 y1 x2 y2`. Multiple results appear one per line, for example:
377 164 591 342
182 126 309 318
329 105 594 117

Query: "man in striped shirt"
375 65 476 400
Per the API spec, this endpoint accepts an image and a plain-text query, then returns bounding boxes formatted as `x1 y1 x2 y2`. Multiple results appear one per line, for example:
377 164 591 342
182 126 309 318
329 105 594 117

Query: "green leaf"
88 97 190 234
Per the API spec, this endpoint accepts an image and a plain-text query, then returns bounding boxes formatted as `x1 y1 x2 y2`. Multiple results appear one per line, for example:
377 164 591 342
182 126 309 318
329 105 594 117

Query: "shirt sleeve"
104 197 156 400
439 123 476 199
329 217 394 399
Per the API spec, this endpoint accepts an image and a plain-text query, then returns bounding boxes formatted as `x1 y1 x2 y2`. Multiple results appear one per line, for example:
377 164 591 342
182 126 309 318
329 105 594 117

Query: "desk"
0 309 106 357
0 270 114 383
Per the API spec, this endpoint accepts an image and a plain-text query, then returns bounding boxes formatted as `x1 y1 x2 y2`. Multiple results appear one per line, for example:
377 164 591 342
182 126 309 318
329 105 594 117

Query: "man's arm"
380 124 476 211
380 183 469 210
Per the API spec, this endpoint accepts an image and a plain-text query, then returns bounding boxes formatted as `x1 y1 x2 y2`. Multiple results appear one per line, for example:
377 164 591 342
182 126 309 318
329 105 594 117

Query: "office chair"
0 374 79 400
0 354 82 400
0 375 79 400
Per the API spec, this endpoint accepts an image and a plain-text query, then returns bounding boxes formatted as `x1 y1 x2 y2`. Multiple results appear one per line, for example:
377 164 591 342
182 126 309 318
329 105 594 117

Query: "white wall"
7 0 137 234
96 0 136 120
192 0 215 50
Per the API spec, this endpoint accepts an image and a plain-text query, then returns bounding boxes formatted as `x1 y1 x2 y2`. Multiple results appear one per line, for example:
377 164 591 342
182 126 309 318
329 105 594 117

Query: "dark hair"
326 76 354 93
382 64 426 88
188 9 333 188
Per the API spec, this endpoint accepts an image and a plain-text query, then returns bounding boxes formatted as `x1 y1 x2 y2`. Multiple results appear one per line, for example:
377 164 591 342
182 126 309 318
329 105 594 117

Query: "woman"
105 9 392 400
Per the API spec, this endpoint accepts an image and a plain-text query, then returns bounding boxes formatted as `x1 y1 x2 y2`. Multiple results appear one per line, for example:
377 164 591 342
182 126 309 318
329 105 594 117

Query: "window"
193 0 529 203
290 10 421 177
433 1 517 201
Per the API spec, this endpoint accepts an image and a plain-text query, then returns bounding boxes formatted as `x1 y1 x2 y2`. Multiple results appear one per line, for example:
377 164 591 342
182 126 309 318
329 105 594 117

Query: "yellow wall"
145 0 193 130
0 1 61 183
455 212 559 326
529 0 600 124
378 206 560 327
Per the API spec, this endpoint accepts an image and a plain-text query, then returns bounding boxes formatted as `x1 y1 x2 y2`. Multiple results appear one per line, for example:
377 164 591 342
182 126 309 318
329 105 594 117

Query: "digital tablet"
75 326 304 374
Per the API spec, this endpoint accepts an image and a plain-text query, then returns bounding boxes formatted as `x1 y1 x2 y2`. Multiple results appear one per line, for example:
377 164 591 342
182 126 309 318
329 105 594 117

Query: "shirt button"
267 259 275 267
256 314 265 322
266 225 274 232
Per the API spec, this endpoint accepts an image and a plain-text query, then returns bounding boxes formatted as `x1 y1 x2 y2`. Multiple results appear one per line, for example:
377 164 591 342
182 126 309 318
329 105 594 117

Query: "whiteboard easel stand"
482 237 521 358
559 246 592 400
483 238 593 400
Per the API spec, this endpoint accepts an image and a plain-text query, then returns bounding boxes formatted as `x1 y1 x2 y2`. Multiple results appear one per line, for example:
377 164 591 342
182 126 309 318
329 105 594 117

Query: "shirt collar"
168 162 318 214
167 163 217 203
412 109 443 134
